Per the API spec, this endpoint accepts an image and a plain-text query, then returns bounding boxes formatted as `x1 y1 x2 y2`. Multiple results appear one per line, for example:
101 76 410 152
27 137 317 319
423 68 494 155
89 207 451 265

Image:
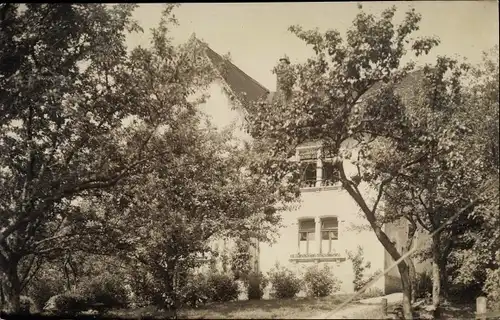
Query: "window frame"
320 216 339 254
298 218 315 254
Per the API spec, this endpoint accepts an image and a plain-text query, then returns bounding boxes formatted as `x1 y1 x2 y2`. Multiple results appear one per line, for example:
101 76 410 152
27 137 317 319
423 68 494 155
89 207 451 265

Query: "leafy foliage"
178 273 211 308
229 240 253 281
268 264 302 299
19 295 39 314
414 271 432 301
43 293 89 315
75 273 129 309
205 272 240 303
346 246 374 292
303 264 340 297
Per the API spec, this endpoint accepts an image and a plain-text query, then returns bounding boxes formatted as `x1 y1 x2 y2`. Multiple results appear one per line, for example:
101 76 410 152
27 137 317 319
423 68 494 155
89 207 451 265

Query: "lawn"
108 294 388 319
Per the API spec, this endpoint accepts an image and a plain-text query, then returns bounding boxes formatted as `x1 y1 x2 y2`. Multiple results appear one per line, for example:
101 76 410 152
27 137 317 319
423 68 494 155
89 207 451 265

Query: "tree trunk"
398 263 414 320
431 234 441 318
1 264 21 314
407 257 417 303
404 226 417 304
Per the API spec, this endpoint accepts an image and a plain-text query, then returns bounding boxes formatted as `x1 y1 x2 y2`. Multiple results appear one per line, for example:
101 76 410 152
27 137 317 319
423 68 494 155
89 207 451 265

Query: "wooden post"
476 296 487 320
381 298 388 317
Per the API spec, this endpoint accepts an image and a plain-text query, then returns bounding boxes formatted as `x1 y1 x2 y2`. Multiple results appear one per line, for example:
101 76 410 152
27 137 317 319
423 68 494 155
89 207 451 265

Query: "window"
321 217 338 253
299 219 315 254
322 161 339 186
300 162 317 188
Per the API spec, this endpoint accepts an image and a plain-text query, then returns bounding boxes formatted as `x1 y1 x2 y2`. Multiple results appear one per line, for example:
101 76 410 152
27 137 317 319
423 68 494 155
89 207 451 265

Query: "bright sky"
126 1 499 92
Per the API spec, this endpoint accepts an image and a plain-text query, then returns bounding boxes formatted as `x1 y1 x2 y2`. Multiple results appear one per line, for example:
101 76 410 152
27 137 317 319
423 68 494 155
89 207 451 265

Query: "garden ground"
106 292 478 319
108 293 392 319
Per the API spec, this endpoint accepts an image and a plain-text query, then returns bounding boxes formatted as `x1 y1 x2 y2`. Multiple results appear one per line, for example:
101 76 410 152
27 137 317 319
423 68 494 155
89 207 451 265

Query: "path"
308 293 403 319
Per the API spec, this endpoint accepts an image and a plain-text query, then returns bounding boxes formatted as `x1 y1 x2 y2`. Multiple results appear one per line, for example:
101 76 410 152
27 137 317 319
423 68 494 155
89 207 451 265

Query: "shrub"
268 264 302 299
414 271 432 300
76 273 129 309
484 267 500 310
19 296 39 314
179 273 211 307
24 269 66 310
127 268 164 307
43 293 89 315
206 272 239 302
303 265 341 297
245 271 269 300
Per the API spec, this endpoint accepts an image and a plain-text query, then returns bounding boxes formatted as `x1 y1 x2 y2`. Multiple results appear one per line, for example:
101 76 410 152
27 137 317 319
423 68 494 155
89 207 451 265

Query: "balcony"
289 252 346 263
300 179 341 192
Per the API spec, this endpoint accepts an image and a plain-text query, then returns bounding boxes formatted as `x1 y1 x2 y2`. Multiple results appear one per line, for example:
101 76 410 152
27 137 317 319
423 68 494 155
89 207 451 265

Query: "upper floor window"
300 162 317 188
299 219 315 254
297 144 339 189
322 161 340 186
321 217 339 254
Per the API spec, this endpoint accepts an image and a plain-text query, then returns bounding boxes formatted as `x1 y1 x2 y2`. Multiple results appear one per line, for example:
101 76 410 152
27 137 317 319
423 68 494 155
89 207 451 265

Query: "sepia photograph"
0 2 498 319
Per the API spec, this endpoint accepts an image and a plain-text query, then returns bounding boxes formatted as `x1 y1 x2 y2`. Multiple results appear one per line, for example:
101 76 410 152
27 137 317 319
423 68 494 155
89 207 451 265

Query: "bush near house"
179 273 211 307
245 271 269 300
206 272 240 302
303 264 341 297
268 264 302 299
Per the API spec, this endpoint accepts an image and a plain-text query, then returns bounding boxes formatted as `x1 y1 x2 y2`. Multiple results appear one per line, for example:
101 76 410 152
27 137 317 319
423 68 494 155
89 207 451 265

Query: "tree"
245 5 441 319
449 46 499 305
0 3 217 312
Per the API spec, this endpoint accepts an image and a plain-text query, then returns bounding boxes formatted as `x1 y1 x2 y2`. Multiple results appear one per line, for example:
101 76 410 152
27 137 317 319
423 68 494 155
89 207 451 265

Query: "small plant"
414 271 432 300
303 264 341 297
206 272 240 302
245 271 269 300
268 264 302 299
347 246 373 291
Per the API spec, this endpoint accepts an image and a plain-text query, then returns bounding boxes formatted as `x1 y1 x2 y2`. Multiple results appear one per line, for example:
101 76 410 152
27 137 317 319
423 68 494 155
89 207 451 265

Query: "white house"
193 35 429 294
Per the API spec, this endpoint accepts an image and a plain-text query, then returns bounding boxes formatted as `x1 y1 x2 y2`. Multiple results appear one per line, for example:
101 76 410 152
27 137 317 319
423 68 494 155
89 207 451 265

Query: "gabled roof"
195 36 270 106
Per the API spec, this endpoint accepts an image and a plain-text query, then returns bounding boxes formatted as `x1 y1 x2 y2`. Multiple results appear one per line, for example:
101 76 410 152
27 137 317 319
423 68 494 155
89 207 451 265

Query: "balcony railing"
300 179 340 189
289 252 346 263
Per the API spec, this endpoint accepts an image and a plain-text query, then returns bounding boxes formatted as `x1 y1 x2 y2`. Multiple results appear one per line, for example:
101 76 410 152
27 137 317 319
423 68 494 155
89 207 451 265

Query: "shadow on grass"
178 294 357 319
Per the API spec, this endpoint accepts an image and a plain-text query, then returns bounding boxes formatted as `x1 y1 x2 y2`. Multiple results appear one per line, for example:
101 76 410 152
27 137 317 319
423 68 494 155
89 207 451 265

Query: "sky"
126 1 499 92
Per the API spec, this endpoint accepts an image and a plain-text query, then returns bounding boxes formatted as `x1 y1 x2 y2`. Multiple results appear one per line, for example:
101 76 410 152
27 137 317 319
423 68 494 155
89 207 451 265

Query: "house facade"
193 36 428 294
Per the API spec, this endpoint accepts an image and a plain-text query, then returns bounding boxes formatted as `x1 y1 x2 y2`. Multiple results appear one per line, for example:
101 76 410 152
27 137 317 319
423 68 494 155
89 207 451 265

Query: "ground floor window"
321 217 338 254
299 219 315 254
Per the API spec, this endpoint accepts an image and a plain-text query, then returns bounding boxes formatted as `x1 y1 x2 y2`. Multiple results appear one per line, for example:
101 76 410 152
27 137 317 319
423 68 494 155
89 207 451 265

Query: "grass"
108 293 375 319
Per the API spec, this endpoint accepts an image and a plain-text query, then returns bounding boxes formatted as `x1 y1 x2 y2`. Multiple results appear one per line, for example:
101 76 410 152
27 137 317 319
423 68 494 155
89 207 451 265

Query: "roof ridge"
194 37 270 94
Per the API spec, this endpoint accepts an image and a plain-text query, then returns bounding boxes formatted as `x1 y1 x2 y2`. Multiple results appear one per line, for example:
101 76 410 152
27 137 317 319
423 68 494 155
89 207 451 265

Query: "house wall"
383 218 432 294
197 81 251 143
258 184 386 293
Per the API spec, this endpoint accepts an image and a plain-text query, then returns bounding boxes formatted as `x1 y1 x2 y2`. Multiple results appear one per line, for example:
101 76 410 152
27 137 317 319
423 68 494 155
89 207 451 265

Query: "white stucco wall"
258 184 386 293
197 81 251 144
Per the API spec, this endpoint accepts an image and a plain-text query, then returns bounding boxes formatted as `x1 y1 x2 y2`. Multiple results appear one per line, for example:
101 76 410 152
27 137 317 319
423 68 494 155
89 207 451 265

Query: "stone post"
316 148 323 187
315 217 322 255
476 296 487 320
